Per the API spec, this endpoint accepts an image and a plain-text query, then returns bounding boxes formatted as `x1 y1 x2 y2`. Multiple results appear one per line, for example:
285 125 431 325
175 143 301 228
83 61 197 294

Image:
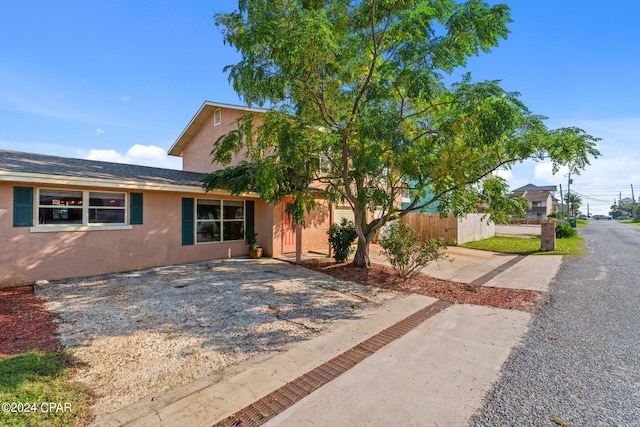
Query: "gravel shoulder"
471 220 640 426
36 258 399 416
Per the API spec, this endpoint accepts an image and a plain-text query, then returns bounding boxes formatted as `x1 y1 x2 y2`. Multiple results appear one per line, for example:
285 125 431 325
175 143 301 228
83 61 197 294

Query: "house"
0 101 333 286
168 101 332 257
512 183 558 220
400 185 439 214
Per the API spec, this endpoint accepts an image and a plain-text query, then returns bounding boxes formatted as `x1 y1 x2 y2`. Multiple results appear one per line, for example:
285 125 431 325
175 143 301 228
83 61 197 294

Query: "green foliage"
609 198 638 219
555 221 577 238
564 193 582 217
379 222 447 278
328 218 358 263
0 350 92 427
246 230 260 249
480 175 528 224
208 0 601 266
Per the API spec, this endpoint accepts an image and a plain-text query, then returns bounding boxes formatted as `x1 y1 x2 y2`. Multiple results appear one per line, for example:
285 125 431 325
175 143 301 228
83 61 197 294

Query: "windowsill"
30 225 133 233
196 239 245 245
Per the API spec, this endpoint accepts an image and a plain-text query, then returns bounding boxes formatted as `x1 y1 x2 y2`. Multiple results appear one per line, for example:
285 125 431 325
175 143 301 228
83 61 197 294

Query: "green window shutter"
245 200 255 240
182 198 195 246
13 187 33 227
130 193 143 225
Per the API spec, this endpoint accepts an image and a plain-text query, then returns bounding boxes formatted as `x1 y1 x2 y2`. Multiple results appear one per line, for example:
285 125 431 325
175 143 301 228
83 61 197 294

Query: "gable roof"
513 183 557 193
0 150 208 192
168 101 267 157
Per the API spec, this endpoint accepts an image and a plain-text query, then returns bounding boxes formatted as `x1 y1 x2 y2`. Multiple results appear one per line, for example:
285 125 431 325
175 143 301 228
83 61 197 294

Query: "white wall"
457 214 495 244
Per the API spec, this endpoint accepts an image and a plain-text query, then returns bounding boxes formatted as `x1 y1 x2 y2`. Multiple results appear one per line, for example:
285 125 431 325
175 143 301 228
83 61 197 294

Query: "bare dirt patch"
301 260 540 311
34 258 398 416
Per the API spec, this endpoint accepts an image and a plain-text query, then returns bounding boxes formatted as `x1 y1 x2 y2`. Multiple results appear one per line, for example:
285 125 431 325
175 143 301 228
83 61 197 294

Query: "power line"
569 191 611 204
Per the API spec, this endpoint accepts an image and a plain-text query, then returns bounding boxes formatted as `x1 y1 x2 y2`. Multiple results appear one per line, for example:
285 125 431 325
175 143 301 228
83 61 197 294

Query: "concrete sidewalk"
94 248 563 427
265 304 529 427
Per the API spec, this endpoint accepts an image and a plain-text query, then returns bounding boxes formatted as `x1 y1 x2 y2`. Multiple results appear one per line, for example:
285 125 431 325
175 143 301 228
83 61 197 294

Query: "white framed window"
400 180 411 203
35 188 128 230
196 199 244 243
89 192 126 223
38 189 84 225
213 108 221 126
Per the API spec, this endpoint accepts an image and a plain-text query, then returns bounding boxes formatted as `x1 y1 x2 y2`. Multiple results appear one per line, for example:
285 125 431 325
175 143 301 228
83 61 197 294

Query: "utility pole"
632 184 637 219
559 184 564 220
567 172 572 217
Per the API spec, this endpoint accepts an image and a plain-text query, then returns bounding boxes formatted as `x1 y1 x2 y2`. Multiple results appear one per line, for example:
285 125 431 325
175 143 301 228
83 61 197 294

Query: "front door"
282 198 297 253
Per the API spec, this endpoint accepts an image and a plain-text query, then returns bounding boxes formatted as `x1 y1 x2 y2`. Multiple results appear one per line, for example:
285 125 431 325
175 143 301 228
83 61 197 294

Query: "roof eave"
0 171 260 198
168 101 268 157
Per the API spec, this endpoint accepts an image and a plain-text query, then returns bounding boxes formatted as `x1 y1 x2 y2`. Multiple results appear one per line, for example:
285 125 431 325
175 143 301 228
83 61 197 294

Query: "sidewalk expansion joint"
212 299 453 427
469 254 526 286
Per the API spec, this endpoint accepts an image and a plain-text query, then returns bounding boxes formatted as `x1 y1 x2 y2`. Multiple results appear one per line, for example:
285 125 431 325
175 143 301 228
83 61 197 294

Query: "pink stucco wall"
270 199 331 258
181 108 262 174
0 182 271 286
179 106 330 258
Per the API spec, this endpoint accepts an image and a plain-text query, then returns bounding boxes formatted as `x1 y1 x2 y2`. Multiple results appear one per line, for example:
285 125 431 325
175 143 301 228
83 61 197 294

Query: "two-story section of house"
168 101 333 259
512 183 558 220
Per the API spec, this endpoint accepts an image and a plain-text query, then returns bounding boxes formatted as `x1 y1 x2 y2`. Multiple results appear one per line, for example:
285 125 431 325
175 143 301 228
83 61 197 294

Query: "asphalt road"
471 220 640 426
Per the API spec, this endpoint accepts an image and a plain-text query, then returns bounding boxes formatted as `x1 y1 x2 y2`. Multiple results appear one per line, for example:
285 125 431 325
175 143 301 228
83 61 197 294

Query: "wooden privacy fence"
400 213 495 245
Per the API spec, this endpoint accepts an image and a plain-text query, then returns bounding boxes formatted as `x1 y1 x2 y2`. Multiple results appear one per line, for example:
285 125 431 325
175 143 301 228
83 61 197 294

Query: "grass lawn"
0 350 92 427
462 235 585 255
620 219 640 226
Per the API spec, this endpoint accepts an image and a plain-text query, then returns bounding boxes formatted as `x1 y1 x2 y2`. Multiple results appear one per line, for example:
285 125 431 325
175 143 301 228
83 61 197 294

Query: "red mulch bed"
0 286 62 358
302 260 540 311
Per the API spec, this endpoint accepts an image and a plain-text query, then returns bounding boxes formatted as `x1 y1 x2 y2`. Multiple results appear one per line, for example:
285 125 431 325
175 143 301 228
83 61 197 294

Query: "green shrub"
379 221 447 278
556 222 577 238
246 230 260 249
328 218 358 263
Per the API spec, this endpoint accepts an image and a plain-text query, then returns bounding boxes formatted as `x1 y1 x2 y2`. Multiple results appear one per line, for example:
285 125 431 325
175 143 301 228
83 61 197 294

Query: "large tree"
205 0 600 267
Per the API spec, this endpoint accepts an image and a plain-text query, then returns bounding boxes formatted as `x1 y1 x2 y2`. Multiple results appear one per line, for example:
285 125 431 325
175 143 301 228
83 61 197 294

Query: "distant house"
0 101 336 286
512 184 557 220
400 185 439 214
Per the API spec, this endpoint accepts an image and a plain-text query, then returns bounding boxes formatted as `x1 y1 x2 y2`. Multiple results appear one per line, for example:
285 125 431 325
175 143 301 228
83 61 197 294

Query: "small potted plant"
246 230 263 259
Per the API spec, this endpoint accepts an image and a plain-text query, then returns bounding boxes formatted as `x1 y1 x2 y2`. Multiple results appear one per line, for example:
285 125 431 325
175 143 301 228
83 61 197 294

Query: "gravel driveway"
471 220 640 426
36 258 398 416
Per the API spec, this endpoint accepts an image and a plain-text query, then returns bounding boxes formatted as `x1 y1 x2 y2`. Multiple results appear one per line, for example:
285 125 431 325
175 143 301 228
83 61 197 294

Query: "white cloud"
84 149 129 163
96 128 105 135
120 94 131 102
493 168 513 182
126 144 167 162
80 144 182 169
533 163 569 184
504 117 640 214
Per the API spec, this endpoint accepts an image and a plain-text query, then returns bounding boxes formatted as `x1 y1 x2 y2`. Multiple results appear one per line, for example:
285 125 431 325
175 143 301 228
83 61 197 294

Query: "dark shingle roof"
513 183 557 193
0 150 205 188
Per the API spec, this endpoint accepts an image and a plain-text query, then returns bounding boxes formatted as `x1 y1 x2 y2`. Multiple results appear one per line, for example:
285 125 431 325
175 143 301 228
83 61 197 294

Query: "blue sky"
1 1 639 214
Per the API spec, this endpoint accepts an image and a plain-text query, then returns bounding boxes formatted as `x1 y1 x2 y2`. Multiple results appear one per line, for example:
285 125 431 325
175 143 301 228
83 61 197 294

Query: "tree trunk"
352 235 371 267
351 206 372 267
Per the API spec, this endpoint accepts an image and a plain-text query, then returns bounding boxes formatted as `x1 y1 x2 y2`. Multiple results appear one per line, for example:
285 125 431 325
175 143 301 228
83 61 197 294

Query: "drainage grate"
469 254 526 286
213 299 452 427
